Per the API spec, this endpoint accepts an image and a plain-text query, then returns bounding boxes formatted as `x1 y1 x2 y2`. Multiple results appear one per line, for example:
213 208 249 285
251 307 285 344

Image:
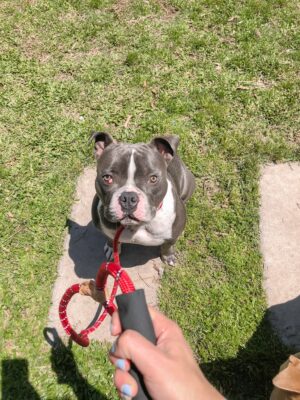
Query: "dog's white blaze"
126 150 136 186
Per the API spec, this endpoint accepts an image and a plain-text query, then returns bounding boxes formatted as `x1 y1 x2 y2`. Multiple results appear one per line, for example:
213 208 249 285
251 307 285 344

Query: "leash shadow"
67 219 160 279
201 296 300 400
44 328 108 400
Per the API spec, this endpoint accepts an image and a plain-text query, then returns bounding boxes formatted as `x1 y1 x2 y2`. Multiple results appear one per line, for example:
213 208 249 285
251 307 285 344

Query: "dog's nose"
119 191 139 212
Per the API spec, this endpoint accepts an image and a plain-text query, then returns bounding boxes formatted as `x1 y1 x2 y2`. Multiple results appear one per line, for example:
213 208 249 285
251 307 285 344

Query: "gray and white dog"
91 132 195 266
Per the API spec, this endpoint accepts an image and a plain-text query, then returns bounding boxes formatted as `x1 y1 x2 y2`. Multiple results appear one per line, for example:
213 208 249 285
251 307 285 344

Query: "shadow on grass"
2 359 40 400
201 296 300 400
44 328 108 400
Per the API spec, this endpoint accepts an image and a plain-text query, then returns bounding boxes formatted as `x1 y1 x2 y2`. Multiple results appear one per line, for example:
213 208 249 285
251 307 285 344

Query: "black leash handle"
116 289 156 400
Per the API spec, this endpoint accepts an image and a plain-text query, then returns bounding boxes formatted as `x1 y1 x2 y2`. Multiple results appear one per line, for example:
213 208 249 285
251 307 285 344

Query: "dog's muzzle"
119 191 139 213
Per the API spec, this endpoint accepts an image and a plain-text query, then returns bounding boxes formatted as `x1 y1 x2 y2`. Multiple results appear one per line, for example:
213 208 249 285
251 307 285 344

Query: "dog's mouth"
120 214 140 225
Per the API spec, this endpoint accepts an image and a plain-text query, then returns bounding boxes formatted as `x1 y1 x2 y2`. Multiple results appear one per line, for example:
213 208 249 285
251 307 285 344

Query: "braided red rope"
59 226 135 347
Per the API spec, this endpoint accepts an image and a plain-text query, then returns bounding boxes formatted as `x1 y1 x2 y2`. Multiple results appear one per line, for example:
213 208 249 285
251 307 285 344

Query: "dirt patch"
18 33 51 63
112 0 177 23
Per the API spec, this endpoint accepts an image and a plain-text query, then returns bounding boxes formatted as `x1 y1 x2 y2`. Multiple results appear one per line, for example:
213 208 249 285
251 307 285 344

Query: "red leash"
59 226 135 347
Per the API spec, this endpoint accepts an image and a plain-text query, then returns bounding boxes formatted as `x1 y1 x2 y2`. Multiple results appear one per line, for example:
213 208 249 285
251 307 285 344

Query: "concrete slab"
47 167 162 344
260 163 300 350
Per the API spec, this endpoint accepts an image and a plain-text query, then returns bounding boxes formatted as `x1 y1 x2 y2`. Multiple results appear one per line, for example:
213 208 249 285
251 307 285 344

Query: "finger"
111 306 181 341
148 307 185 343
114 368 138 399
110 311 122 336
111 329 166 377
109 353 131 372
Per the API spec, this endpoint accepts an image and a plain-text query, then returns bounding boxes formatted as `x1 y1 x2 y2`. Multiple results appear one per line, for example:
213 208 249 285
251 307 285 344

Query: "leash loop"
59 226 135 347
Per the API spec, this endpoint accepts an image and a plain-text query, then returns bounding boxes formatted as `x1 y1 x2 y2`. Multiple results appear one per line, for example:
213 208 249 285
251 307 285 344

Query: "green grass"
1 0 299 398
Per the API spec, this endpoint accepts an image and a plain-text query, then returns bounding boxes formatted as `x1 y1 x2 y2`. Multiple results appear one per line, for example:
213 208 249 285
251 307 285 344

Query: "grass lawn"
1 0 300 399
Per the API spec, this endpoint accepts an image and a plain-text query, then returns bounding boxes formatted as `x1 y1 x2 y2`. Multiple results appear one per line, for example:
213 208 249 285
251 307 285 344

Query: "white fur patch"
99 180 176 245
126 150 136 186
109 149 152 222
119 179 176 246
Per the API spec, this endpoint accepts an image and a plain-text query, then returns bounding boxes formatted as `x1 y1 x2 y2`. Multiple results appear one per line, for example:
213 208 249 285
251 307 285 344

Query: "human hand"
109 307 224 400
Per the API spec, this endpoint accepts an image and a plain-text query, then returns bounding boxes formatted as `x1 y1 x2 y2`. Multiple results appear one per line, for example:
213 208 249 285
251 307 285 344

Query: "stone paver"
260 163 300 349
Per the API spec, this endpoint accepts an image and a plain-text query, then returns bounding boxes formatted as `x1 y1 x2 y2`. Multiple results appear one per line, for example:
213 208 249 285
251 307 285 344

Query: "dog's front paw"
161 254 176 267
104 242 113 261
104 242 122 261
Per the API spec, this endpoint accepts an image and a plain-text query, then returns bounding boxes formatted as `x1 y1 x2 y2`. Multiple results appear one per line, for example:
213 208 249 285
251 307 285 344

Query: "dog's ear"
89 132 114 159
272 355 300 394
150 135 180 164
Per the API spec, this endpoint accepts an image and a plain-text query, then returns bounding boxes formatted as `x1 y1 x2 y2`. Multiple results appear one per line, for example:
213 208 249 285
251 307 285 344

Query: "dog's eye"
150 175 158 183
102 174 113 184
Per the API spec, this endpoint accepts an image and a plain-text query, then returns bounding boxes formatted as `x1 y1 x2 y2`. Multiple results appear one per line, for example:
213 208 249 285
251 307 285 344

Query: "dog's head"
271 354 300 400
91 132 179 226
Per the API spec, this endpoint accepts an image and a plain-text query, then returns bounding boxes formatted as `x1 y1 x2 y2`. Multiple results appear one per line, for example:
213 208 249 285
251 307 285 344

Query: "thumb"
112 329 166 378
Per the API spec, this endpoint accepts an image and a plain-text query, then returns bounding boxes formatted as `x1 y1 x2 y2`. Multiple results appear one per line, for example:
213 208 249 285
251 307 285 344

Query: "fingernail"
121 384 132 397
110 340 116 354
115 358 126 371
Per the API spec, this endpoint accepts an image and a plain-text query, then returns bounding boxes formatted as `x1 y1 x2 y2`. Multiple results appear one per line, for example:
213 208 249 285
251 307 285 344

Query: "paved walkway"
260 163 300 350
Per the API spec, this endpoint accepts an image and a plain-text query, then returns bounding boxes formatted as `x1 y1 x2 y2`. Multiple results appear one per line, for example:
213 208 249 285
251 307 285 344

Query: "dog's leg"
161 242 176 266
91 194 101 229
104 239 113 261
104 238 122 261
92 195 122 261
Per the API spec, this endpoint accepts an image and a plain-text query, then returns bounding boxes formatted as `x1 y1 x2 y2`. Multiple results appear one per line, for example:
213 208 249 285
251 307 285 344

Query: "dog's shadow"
66 219 160 279
201 295 300 400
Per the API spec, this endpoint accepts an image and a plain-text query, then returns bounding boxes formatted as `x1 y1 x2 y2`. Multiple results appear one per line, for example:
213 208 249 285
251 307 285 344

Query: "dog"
91 132 195 266
270 353 300 400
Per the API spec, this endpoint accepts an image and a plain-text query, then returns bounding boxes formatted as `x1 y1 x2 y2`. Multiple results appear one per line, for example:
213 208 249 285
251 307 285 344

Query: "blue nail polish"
116 359 126 370
121 384 132 397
